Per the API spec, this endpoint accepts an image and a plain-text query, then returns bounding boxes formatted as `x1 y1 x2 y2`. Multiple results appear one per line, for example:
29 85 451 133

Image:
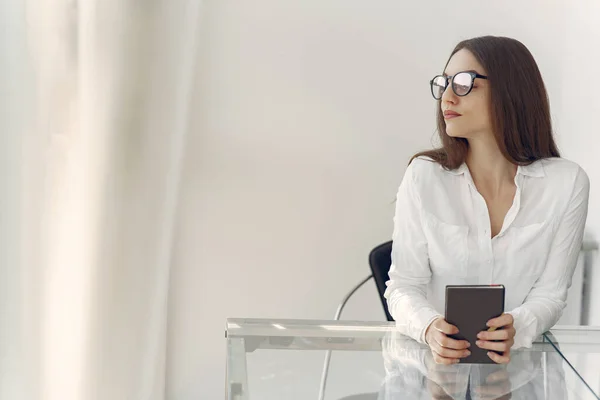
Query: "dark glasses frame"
429 71 488 100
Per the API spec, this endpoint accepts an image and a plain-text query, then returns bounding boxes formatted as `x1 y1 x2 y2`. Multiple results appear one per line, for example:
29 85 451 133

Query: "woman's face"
441 49 492 139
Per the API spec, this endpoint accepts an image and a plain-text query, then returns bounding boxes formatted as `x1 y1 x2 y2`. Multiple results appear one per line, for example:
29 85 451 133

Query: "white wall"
0 1 36 397
164 1 600 398
559 0 600 325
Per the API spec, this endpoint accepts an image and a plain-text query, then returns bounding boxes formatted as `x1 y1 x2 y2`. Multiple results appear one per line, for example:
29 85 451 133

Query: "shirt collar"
442 160 546 178
518 160 545 177
444 163 468 175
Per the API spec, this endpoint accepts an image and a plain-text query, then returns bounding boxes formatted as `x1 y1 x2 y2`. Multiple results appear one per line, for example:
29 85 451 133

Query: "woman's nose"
441 84 457 105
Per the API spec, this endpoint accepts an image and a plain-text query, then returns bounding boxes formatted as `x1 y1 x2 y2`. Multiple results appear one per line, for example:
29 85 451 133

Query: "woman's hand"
425 317 471 364
476 313 516 364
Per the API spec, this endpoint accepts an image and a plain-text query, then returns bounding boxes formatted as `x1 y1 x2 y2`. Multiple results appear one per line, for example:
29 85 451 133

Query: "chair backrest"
368 241 394 322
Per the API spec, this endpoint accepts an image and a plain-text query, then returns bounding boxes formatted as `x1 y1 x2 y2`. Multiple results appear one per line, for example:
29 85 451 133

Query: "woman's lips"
443 110 461 119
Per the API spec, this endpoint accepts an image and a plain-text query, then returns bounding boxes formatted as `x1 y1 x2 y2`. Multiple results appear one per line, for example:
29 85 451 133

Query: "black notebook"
445 284 505 364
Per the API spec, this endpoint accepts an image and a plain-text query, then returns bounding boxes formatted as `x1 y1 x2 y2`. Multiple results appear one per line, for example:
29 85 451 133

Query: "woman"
384 36 590 365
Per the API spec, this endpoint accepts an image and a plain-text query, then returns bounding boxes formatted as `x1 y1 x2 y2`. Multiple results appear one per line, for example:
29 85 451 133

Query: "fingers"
432 340 471 359
427 318 471 364
487 313 514 329
476 338 514 353
477 320 515 364
430 330 471 364
434 331 471 350
478 326 515 341
487 349 511 364
435 319 460 336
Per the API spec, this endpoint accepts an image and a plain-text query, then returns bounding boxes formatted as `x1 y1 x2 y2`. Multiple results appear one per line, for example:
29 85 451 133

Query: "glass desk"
226 319 600 400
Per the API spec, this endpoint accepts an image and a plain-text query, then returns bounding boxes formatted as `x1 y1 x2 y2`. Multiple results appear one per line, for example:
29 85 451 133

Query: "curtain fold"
0 0 203 398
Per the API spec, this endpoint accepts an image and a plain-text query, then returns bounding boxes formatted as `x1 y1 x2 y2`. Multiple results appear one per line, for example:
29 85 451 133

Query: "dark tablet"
445 284 505 364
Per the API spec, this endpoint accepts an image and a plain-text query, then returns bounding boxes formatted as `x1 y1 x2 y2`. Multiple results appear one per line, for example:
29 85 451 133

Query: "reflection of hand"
425 353 468 399
426 379 454 399
380 329 567 400
425 317 471 364
476 313 516 364
473 367 512 400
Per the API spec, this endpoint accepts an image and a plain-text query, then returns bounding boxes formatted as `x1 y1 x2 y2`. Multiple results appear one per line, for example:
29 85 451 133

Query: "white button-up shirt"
384 156 590 349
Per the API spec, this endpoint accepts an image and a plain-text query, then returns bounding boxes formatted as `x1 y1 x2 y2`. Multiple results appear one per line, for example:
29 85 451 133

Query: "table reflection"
378 330 567 400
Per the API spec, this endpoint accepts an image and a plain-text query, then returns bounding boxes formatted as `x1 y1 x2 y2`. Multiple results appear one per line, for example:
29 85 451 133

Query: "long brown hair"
411 36 560 169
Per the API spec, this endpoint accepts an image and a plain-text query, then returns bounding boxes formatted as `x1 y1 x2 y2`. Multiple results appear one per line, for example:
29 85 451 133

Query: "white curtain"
0 0 203 398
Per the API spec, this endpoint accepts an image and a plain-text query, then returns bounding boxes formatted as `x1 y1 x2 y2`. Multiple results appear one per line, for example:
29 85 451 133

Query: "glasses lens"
431 76 446 99
452 72 473 96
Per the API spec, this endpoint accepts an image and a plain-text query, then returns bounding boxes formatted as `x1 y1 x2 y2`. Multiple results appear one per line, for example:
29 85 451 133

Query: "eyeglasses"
430 71 488 100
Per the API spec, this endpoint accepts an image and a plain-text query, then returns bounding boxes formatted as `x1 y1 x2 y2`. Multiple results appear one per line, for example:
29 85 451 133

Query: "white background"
165 1 600 397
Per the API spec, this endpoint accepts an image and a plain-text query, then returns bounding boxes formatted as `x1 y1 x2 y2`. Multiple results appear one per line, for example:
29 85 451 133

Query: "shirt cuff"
507 306 538 349
420 312 443 344
387 294 442 344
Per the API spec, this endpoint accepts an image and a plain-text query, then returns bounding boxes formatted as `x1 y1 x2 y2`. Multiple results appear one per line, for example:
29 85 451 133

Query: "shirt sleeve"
384 160 442 343
508 166 590 349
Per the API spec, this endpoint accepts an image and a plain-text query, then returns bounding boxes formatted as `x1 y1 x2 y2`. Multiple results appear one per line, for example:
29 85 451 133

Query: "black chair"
368 240 394 322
